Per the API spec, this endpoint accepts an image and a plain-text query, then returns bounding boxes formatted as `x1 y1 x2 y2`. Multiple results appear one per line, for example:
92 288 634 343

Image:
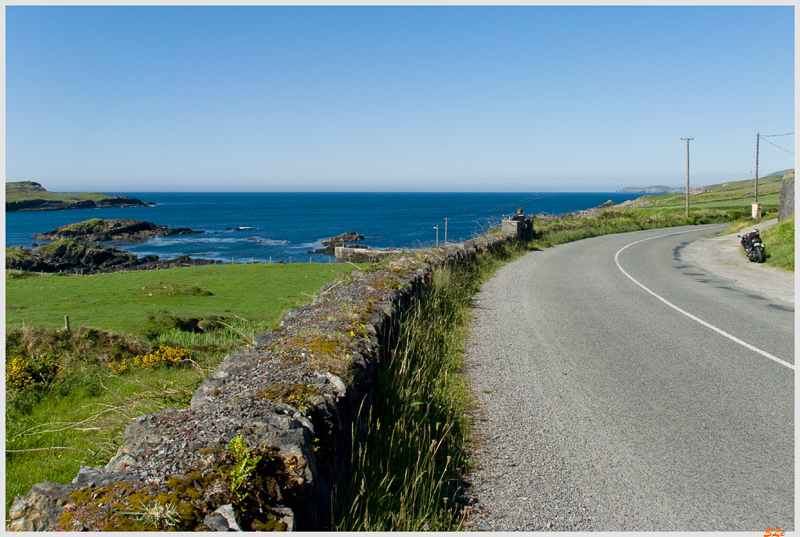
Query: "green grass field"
5 261 363 516
6 262 358 336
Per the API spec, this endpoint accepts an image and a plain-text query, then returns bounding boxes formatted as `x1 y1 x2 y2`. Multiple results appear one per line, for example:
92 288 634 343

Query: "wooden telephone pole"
682 137 693 217
754 132 760 202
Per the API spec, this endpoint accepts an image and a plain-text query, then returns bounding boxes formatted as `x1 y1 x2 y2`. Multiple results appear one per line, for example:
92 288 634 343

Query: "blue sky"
5 5 795 192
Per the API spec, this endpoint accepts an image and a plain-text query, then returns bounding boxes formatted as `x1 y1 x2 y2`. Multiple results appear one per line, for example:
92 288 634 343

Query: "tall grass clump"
145 310 271 351
335 243 522 531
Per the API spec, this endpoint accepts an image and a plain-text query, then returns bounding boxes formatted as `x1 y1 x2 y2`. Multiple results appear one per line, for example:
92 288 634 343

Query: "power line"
458 193 556 218
760 132 794 137
691 114 795 138
619 116 793 169
759 136 794 155
619 138 683 166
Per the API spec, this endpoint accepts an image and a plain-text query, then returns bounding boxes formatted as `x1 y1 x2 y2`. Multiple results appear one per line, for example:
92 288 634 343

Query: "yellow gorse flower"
6 357 35 389
107 359 129 374
132 346 191 371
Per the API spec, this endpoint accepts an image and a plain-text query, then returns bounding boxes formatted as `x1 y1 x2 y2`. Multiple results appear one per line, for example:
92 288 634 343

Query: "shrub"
6 358 37 390
132 346 191 370
7 326 150 367
5 355 60 391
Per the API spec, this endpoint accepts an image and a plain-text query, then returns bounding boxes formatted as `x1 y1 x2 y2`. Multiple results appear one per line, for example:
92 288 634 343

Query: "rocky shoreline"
6 241 218 275
7 219 214 275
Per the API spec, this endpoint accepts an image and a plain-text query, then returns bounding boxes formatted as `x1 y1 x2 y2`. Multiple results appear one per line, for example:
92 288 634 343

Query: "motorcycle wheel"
755 248 763 263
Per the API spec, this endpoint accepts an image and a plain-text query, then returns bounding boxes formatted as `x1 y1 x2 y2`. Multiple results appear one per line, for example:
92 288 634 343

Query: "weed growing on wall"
223 435 264 505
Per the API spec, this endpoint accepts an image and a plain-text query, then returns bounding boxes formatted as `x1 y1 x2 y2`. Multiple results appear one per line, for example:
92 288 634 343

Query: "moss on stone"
258 382 317 410
252 515 289 531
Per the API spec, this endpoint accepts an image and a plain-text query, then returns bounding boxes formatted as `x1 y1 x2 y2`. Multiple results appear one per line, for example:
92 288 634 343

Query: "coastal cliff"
5 182 150 212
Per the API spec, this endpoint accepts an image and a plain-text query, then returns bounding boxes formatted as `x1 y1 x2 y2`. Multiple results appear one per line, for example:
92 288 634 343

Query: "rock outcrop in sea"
33 218 202 243
308 231 365 255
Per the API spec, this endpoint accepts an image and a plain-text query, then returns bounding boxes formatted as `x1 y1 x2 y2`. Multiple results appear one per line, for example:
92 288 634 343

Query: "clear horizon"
5 5 795 193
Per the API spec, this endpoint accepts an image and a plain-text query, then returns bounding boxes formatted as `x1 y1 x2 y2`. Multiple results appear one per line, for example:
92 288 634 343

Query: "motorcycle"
737 229 766 263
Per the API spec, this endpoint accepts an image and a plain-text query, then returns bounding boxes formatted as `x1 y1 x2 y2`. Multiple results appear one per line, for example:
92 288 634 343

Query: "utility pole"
434 225 439 247
754 132 760 202
444 218 448 245
681 137 693 217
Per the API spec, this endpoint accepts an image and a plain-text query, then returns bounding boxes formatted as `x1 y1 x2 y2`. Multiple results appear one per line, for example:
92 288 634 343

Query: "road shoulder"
679 219 794 305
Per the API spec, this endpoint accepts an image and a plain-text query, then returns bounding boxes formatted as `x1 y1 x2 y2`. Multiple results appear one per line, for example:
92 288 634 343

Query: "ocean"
5 192 641 263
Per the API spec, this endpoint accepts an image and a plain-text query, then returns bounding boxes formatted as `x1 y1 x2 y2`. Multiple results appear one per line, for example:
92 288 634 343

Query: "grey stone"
215 504 242 531
6 481 77 531
204 512 233 531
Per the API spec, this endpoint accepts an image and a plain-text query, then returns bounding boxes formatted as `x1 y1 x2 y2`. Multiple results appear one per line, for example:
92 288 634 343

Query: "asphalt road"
465 224 794 531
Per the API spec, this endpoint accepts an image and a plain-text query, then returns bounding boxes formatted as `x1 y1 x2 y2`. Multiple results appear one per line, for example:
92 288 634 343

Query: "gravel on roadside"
677 218 793 306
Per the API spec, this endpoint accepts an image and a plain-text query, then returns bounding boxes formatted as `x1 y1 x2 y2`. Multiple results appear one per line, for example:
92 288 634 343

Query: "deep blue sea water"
5 192 640 263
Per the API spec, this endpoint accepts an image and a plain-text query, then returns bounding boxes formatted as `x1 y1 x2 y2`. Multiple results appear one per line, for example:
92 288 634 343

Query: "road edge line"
614 231 795 371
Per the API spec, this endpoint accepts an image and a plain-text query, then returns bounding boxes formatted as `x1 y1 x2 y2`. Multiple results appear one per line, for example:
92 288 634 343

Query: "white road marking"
615 231 795 371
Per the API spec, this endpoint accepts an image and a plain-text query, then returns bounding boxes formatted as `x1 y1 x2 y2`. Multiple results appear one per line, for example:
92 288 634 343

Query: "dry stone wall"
7 229 518 532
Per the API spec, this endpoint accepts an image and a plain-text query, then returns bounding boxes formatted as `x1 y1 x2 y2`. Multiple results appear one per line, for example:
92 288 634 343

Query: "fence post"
64 315 70 332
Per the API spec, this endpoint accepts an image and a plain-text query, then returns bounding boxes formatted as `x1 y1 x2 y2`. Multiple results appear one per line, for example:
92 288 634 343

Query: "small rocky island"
33 218 202 243
308 232 366 256
5 181 151 212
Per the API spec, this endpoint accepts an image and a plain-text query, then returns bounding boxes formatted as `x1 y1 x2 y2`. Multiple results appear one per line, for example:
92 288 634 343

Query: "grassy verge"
5 262 364 515
334 242 525 531
761 216 795 271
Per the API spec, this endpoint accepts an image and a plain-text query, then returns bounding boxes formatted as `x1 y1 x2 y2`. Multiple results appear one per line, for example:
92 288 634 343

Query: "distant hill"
618 170 793 195
617 185 684 194
5 181 150 212
761 169 793 179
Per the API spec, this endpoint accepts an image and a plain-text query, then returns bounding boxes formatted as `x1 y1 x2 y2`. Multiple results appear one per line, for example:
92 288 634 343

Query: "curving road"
465 224 794 531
